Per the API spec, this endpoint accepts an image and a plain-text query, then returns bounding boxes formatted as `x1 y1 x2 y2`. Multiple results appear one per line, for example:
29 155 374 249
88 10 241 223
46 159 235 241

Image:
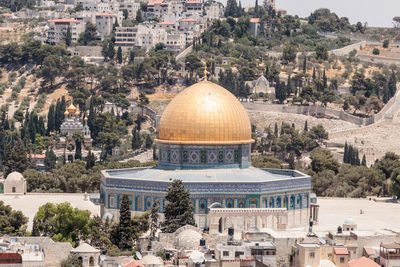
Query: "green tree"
4 135 28 176
61 256 83 267
383 40 389 48
85 149 96 170
135 10 144 23
310 148 339 174
44 149 57 171
119 194 132 250
282 42 297 63
78 22 98 45
117 46 123 64
315 43 329 60
32 202 92 247
65 26 72 47
150 199 159 241
131 128 142 150
162 180 195 233
185 53 203 81
372 48 380 55
0 200 28 236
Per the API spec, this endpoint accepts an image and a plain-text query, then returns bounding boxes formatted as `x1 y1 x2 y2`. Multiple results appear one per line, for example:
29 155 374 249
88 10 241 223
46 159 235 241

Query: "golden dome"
84 117 88 121
67 103 76 113
64 110 69 116
75 107 80 116
155 81 253 145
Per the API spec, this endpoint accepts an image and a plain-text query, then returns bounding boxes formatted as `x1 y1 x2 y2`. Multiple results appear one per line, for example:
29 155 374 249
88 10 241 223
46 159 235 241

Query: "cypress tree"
75 140 82 160
344 142 348 163
304 120 308 132
388 71 397 98
47 103 55 135
86 149 96 170
117 46 123 64
274 122 278 137
322 69 327 90
150 199 159 241
254 0 258 16
162 180 195 233
303 56 307 73
131 128 141 150
289 152 295 169
44 149 57 171
65 26 72 47
119 194 132 250
312 67 316 80
348 145 354 165
361 155 367 166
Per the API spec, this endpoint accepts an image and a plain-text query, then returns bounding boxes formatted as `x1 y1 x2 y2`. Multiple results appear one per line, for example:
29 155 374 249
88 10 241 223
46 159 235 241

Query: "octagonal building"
100 81 311 229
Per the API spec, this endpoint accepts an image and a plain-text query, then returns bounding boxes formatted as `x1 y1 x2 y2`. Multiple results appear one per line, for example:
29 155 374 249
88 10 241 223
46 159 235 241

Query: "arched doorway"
218 217 223 233
89 256 94 266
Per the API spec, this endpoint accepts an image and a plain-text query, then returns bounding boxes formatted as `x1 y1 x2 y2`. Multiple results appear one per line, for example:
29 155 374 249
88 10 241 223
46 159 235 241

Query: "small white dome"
319 260 336 267
6 172 24 181
344 217 356 225
176 229 202 249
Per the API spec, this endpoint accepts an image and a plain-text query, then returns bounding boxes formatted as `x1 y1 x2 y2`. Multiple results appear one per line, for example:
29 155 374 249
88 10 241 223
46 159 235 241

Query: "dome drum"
157 143 251 169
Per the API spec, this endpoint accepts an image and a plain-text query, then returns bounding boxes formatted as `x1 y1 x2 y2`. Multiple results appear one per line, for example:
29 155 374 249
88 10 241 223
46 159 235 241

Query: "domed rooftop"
67 103 77 113
6 172 24 181
344 217 356 225
176 229 202 249
156 81 253 145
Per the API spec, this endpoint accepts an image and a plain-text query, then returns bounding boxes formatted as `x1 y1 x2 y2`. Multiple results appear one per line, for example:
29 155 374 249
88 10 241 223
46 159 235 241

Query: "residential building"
165 32 186 52
119 0 140 19
95 13 117 40
184 0 202 19
380 243 400 267
332 247 349 267
115 25 167 49
47 18 84 44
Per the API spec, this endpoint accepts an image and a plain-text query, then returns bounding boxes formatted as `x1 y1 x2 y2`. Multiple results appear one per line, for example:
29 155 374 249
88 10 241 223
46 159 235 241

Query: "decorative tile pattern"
189 150 199 163
200 150 207 163
208 151 217 163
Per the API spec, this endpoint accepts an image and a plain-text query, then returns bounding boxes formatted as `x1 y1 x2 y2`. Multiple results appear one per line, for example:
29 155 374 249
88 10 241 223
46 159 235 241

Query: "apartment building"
47 18 84 44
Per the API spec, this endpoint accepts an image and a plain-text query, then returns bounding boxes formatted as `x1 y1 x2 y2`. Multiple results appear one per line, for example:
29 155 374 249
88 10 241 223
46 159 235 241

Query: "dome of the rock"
156 81 253 145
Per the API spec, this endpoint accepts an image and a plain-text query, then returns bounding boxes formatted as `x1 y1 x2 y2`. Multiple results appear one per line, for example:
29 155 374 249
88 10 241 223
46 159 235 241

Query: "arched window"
249 199 257 208
89 256 94 266
297 195 302 209
290 195 295 210
135 196 142 211
109 193 115 208
238 199 245 208
276 197 281 208
199 199 207 214
145 197 152 211
269 197 274 208
226 199 234 208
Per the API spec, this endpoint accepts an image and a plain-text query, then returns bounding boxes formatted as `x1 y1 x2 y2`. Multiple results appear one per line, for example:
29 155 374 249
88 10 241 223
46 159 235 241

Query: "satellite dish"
136 251 142 260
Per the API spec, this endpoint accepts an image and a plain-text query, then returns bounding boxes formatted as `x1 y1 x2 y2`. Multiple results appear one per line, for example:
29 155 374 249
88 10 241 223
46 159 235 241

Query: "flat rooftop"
315 198 400 233
103 167 307 183
0 193 100 230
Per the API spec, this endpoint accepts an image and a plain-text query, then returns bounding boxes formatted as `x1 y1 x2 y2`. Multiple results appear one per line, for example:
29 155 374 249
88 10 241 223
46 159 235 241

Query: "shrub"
372 48 380 55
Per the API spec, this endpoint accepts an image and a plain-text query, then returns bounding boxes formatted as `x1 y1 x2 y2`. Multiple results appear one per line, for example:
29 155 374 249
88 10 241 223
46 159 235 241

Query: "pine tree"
119 194 132 250
4 136 28 176
162 180 195 233
86 149 96 170
44 149 57 171
150 199 159 241
117 46 123 64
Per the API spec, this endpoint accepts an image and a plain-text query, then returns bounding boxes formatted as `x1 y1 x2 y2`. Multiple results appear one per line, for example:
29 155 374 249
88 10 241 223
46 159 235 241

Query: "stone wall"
243 103 368 126
357 54 400 65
